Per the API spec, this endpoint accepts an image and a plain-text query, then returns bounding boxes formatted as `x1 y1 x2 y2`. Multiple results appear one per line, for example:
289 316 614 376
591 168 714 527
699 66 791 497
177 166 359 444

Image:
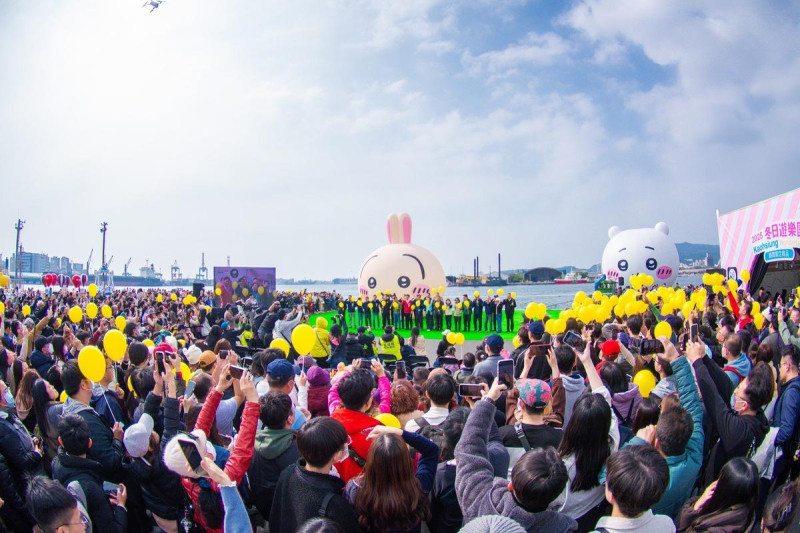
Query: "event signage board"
213 267 276 306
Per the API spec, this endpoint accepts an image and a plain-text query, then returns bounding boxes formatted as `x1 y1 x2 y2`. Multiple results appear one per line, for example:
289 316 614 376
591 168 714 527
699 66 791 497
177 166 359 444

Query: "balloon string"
102 390 117 424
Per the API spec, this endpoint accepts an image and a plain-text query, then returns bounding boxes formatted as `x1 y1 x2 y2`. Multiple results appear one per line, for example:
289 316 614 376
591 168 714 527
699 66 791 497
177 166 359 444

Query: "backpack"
414 417 449 462
66 481 94 533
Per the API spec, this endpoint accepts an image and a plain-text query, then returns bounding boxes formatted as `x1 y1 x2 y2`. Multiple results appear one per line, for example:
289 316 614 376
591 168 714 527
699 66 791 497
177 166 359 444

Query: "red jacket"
330 407 381 484
182 389 258 533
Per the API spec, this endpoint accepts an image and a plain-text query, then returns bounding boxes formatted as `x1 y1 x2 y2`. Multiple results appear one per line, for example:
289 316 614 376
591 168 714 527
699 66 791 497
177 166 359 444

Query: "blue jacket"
723 352 752 387
773 376 800 450
646 356 703 518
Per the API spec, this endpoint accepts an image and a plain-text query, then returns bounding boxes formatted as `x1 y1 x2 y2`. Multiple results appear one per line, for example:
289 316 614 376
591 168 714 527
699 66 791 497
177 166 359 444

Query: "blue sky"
1 0 799 278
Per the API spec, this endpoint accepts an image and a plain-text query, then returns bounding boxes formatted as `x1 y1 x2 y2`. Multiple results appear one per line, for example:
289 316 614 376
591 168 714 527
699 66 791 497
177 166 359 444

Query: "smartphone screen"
459 383 484 398
184 380 196 398
155 352 166 375
440 356 459 365
497 359 514 388
395 361 406 379
563 331 582 348
228 365 245 380
219 349 229 360
179 440 202 471
641 339 664 356
690 323 699 340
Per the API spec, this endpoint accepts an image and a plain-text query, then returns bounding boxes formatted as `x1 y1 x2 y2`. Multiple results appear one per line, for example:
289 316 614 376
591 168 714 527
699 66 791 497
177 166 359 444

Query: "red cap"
600 340 620 358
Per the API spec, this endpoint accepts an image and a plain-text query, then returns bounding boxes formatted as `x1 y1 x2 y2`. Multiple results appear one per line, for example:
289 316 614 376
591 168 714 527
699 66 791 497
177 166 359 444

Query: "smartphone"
219 349 230 360
155 352 166 375
459 383 484 398
690 323 699 340
228 365 245 380
439 356 459 365
640 339 664 356
184 380 196 398
179 440 203 471
395 361 406 379
563 331 583 348
102 481 119 496
497 359 514 389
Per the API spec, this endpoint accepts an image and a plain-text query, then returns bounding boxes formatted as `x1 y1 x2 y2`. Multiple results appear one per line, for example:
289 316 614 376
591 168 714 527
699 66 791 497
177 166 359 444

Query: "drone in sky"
142 0 165 12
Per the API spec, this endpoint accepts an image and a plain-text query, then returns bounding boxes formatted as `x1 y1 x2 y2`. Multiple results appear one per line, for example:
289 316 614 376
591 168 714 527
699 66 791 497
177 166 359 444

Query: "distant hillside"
676 242 720 264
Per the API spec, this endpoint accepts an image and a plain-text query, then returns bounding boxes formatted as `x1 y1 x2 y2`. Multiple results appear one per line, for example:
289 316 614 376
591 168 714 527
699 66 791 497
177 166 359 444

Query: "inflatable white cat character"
358 213 446 299
601 222 679 286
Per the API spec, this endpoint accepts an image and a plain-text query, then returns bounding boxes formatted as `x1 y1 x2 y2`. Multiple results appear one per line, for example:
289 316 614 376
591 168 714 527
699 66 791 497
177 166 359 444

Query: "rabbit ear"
387 214 402 244
399 212 412 244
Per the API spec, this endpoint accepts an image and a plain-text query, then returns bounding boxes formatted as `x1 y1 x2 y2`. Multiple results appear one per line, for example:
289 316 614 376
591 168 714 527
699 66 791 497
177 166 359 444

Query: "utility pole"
100 222 108 268
14 219 24 289
227 256 230 267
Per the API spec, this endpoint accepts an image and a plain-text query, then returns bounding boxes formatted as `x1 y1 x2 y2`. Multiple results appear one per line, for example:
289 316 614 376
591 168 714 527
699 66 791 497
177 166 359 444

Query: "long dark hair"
696 457 758 519
601 362 629 395
410 327 420 347
631 396 661 434
32 379 57 439
353 433 430 531
557 393 612 491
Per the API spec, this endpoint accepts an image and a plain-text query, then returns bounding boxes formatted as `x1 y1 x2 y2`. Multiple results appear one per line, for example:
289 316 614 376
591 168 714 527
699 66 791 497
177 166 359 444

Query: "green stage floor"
307 310 561 341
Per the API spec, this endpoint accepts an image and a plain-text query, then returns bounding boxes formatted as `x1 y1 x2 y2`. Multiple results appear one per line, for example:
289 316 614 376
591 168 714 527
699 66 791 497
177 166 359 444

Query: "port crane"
85 249 93 275
123 258 132 276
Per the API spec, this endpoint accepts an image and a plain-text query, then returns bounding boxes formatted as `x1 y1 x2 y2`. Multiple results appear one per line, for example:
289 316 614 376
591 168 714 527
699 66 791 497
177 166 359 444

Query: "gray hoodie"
650 375 676 400
455 399 578 533
561 374 586 428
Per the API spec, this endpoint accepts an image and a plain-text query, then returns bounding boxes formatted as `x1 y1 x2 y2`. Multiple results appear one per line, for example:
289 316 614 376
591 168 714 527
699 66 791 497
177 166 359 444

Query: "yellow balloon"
242 288 250 297
338 302 344 308
625 301 638 317
115 316 127 331
702 273 712 285
661 304 674 316
22 305 31 317
681 301 694 318
87 283 98 297
103 329 127 362
633 370 657 398
741 270 751 283
455 333 465 345
258 286 265 295
473 291 480 298
78 346 105 382
544 319 556 335
574 291 587 305
497 288 505 295
592 291 602 302
430 288 437 295
60 390 67 403
462 300 470 308
537 303 548 319
579 307 596 324
231 281 238 289
157 294 164 302
512 336 521 348
170 293 177 301
291 324 316 356
554 319 567 335
438 286 445 294
101 304 113 319
594 307 610 323
751 301 761 316
375 413 401 429
85 303 98 319
525 302 537 320
654 321 672 339
753 313 765 330
614 304 625 318
630 275 642 290
488 289 494 296
446 332 457 344
68 306 83 323
143 339 155 348
215 288 222 296
0 302 4 315
173 362 192 385
510 292 516 298
727 279 738 292
270 338 291 356
434 302 441 309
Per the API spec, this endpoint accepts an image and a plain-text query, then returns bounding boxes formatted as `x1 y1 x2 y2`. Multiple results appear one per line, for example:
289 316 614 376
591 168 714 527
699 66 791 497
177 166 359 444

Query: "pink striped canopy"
717 187 800 273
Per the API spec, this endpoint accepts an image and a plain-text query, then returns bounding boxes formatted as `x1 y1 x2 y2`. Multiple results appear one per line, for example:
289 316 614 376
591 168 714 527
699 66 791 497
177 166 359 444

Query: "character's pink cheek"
359 286 369 297
411 284 430 297
606 269 620 281
656 266 673 280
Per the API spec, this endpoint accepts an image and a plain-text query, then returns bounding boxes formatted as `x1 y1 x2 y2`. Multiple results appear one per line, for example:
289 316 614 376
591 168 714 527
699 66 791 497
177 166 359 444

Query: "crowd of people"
0 282 799 533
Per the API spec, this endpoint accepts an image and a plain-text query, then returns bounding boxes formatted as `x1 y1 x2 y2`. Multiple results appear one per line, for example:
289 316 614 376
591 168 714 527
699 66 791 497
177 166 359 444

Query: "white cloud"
462 32 572 76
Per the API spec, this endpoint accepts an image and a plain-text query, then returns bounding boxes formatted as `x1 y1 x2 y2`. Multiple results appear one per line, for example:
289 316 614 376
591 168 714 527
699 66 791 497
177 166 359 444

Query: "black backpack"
414 417 449 462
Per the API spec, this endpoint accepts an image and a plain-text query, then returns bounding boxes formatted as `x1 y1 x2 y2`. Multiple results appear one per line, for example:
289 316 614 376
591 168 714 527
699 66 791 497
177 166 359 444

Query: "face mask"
730 395 745 413
47 344 53 354
4 390 15 408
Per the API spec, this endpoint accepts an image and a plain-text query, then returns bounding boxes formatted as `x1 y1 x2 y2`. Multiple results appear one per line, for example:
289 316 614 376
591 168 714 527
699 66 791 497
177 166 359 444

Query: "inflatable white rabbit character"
357 213 446 299
601 222 679 286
